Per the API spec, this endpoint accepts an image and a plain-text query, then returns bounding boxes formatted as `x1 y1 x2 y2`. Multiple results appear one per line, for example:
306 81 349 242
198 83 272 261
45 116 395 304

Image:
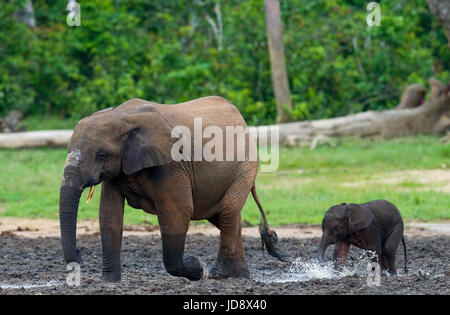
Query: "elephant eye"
96 152 108 161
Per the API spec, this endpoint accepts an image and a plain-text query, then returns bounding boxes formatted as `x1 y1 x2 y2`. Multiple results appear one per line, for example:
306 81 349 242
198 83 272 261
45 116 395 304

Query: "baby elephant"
317 200 407 275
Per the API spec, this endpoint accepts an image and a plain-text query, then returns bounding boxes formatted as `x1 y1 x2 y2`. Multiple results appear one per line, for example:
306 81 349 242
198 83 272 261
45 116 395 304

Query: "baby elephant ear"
122 112 175 175
347 204 372 234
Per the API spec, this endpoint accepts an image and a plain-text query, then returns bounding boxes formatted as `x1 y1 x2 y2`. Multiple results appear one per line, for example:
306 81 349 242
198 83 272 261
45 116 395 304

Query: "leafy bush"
0 0 448 125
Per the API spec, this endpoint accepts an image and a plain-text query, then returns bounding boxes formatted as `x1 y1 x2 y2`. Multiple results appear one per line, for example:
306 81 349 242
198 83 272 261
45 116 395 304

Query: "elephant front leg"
159 212 203 281
99 181 124 282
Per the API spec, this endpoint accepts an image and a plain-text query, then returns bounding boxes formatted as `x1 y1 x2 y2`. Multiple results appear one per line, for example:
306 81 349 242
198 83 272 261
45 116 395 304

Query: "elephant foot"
101 271 121 283
209 254 249 279
64 248 82 264
165 256 203 281
183 256 203 281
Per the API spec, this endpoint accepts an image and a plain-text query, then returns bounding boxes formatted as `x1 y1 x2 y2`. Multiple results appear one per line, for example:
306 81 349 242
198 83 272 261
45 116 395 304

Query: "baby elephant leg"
333 241 350 270
381 225 403 276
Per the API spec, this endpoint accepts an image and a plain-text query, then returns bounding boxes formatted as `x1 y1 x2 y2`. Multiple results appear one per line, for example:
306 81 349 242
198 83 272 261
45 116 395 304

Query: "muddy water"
254 257 370 284
253 249 439 284
0 233 448 294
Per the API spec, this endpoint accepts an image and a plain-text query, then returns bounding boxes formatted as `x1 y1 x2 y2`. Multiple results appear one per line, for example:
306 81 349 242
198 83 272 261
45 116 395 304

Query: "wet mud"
0 233 448 295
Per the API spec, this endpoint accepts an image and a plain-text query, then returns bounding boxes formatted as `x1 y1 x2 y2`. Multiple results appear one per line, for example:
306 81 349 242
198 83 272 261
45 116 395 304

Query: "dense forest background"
0 0 449 125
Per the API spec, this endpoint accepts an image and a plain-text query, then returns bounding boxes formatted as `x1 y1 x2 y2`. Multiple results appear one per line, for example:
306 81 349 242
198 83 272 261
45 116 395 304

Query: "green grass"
22 116 78 131
0 136 449 226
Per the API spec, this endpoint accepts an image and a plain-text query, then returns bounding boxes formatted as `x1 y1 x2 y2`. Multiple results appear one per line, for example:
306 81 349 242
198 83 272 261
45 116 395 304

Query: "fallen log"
0 78 448 149
253 78 450 145
0 130 73 148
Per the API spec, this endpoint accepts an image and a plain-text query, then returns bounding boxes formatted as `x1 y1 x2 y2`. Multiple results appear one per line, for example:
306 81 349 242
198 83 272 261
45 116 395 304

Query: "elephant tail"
251 186 288 262
402 236 408 274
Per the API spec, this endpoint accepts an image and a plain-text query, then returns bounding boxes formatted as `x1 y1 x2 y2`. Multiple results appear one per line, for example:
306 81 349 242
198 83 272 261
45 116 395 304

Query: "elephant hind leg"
209 213 249 279
208 176 252 279
382 227 403 276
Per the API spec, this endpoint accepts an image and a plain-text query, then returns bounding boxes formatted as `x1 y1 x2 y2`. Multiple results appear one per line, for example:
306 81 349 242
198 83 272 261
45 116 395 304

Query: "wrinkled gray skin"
317 200 407 276
59 96 283 283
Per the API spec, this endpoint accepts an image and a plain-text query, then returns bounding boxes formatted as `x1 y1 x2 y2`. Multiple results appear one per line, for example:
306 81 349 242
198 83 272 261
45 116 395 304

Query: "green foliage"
0 0 449 124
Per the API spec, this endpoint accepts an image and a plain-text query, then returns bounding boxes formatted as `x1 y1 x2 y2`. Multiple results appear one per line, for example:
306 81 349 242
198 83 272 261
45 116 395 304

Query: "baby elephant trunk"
317 233 329 263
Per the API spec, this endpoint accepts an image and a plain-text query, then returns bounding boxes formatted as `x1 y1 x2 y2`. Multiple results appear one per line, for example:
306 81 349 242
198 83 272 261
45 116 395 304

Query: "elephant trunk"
317 233 329 263
59 166 83 263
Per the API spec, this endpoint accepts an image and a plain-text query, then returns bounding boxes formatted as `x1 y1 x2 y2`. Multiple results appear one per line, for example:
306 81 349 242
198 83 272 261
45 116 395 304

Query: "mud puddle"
0 232 448 295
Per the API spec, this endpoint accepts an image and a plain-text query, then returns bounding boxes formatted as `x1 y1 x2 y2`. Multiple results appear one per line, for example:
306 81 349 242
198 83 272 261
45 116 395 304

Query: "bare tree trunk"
204 2 223 51
14 0 36 28
426 0 450 47
264 0 292 123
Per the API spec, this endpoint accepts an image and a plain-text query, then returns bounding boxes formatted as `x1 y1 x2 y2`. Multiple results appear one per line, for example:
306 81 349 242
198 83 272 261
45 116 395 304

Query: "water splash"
254 250 378 284
0 280 64 290
199 259 210 279
255 259 348 283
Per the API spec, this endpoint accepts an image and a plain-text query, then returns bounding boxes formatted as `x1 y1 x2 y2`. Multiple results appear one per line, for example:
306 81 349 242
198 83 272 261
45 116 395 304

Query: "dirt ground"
0 219 449 295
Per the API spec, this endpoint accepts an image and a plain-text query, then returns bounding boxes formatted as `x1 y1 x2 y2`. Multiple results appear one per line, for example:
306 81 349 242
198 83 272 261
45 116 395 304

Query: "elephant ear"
347 204 372 234
122 111 175 175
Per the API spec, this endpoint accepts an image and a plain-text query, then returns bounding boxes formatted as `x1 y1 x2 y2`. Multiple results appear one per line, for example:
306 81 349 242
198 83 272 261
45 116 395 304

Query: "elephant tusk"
85 186 95 204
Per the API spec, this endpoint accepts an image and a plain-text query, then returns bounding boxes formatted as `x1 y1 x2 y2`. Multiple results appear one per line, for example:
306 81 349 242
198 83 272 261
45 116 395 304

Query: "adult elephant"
59 96 284 282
